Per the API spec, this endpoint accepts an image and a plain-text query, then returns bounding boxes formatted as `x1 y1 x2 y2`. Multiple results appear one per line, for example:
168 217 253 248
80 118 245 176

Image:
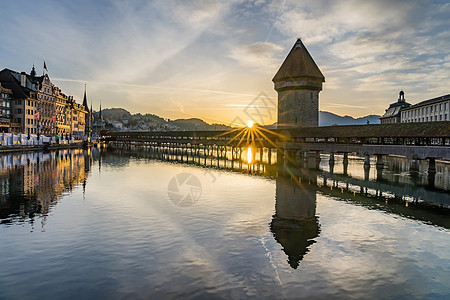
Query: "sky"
1 0 449 126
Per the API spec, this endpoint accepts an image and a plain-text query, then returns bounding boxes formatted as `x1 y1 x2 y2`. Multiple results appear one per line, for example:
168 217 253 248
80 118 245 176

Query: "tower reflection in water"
270 173 319 269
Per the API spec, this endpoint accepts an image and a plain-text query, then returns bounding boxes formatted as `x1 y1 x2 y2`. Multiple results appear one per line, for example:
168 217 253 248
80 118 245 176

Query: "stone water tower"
273 39 325 128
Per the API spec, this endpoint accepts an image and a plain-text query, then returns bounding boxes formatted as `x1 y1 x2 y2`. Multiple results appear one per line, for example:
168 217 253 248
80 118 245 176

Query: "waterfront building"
35 72 57 136
379 91 411 124
55 87 71 136
0 69 38 135
0 82 12 132
380 92 450 124
273 39 325 128
1 66 89 138
71 101 86 140
401 94 450 123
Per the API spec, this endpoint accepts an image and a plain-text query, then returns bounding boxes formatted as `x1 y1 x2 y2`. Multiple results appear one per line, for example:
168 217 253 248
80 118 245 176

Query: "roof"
0 83 12 94
380 106 402 119
82 89 89 112
273 39 325 83
105 122 450 140
403 94 450 110
281 122 450 138
0 69 31 99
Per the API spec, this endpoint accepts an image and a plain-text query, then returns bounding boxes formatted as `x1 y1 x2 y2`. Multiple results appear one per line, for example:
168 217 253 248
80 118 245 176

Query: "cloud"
1 0 448 121
229 42 283 70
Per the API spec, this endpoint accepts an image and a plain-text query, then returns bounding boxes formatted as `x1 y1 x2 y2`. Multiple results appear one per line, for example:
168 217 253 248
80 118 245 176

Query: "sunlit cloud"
1 0 448 120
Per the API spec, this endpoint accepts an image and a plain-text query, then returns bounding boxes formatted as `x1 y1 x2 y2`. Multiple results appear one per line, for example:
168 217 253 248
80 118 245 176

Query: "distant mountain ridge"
319 111 380 126
93 107 380 131
92 108 231 131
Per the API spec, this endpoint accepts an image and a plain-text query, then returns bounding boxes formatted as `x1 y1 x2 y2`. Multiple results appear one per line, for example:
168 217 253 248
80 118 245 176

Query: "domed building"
379 91 411 124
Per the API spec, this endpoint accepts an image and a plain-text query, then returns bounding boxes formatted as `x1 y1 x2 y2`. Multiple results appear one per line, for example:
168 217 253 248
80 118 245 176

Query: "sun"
246 121 254 128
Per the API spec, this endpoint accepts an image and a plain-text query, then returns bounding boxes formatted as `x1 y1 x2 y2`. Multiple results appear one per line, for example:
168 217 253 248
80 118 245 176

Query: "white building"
401 94 450 123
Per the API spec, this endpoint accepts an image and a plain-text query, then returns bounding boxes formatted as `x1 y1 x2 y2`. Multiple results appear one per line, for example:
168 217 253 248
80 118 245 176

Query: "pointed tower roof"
82 85 89 112
273 39 325 83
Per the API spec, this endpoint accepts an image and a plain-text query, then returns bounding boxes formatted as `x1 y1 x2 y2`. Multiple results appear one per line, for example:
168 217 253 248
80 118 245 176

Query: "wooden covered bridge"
102 121 450 174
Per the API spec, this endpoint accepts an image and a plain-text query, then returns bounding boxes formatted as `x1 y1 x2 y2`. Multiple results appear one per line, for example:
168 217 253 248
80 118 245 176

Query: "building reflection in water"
0 149 94 227
270 172 319 269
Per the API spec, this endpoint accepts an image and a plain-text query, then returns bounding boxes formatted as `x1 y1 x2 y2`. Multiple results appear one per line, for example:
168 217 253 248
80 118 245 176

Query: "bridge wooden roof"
278 122 450 138
105 122 450 140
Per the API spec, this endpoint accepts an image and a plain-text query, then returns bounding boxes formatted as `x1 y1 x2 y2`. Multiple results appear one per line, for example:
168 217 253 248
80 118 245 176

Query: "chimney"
20 72 27 87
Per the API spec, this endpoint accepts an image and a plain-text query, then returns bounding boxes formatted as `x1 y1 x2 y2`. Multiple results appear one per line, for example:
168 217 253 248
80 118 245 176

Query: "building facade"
71 102 86 139
35 73 57 136
0 67 89 137
0 82 12 132
400 94 450 123
0 69 38 135
273 39 325 128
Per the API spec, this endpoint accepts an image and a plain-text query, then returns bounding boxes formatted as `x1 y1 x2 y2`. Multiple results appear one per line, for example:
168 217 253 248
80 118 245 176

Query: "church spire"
82 84 89 112
30 65 36 79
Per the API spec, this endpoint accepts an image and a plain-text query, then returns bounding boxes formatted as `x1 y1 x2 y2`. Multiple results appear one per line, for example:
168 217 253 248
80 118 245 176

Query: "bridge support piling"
343 153 349 175
376 154 384 180
364 154 371 169
428 158 436 174
428 158 436 186
376 154 384 168
410 159 419 176
315 151 321 169
329 152 335 174
364 166 370 181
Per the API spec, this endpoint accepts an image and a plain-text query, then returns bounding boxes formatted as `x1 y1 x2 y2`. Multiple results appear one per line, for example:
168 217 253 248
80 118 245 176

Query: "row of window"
15 108 36 115
0 101 10 107
26 118 37 125
403 114 448 122
402 102 449 119
39 94 55 101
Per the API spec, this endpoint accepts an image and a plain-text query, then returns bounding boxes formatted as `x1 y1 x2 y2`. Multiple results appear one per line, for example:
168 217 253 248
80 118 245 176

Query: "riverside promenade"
0 132 88 153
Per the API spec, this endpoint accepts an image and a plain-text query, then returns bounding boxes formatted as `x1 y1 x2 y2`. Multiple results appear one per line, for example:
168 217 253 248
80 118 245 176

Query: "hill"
92 108 380 131
319 111 380 126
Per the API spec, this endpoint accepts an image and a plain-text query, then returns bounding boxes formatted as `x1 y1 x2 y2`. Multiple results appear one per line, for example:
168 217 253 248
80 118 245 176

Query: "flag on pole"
44 61 48 71
34 112 39 119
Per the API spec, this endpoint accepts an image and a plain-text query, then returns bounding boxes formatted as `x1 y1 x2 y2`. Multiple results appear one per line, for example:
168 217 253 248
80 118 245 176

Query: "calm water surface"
0 149 449 299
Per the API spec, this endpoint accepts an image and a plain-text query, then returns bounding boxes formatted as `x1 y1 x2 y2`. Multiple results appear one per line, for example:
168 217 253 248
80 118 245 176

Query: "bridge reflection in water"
107 145 449 268
1 147 449 269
